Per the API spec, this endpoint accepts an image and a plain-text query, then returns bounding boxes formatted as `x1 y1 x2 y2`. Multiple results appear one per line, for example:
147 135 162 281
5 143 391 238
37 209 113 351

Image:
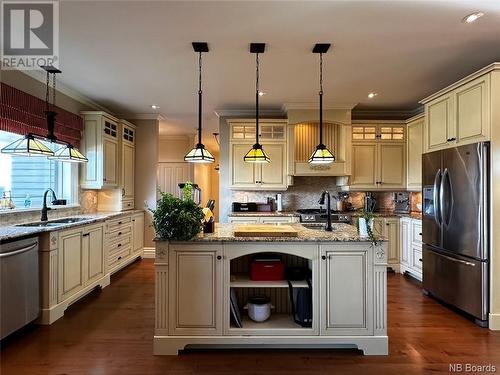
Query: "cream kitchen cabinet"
350 143 406 190
132 212 144 253
57 223 105 303
406 115 424 190
230 142 287 190
120 120 136 209
320 245 373 336
228 119 288 191
400 217 422 281
372 217 400 272
81 112 120 189
422 71 493 153
168 244 223 336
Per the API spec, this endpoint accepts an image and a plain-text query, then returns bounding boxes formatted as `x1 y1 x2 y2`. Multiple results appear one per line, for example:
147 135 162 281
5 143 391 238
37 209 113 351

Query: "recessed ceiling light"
258 91 266 96
151 104 160 110
368 92 378 99
462 12 484 23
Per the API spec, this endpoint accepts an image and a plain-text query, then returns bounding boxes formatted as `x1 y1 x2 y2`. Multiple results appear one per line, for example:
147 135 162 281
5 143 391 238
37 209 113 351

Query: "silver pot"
245 296 273 322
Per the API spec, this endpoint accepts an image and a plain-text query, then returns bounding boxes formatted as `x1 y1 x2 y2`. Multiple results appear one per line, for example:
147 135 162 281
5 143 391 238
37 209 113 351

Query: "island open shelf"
230 274 309 288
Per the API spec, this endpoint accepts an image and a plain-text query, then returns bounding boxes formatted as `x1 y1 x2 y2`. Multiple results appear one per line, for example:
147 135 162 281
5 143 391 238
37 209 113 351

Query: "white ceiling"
55 0 500 149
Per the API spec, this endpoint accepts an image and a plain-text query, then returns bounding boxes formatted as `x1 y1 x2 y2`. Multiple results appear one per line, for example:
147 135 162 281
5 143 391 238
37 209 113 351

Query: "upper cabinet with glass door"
228 119 288 190
420 64 500 153
80 112 120 189
352 123 405 142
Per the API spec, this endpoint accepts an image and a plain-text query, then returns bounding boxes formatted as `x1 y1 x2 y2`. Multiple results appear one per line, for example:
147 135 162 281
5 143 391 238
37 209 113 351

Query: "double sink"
16 217 89 228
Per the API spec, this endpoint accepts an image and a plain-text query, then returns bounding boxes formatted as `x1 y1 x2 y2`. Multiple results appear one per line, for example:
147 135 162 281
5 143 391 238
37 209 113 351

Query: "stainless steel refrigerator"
422 142 489 326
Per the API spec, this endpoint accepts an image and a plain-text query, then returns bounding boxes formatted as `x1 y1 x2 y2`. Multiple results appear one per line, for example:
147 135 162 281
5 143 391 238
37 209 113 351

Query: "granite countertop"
229 211 299 217
350 211 423 220
162 223 385 243
0 210 144 243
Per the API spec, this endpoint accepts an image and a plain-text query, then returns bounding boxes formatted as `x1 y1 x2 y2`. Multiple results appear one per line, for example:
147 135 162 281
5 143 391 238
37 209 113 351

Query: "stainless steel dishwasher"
0 237 40 339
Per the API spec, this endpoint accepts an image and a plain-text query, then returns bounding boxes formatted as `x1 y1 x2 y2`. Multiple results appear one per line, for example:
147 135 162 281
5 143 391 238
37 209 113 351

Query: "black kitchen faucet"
318 191 333 231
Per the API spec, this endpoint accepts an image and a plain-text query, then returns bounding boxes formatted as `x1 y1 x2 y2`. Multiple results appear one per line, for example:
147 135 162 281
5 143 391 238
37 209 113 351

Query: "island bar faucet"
41 188 66 221
318 190 333 231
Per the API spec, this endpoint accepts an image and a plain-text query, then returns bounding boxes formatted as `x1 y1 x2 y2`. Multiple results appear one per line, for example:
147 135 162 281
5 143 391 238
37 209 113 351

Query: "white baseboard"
143 247 155 258
489 313 500 330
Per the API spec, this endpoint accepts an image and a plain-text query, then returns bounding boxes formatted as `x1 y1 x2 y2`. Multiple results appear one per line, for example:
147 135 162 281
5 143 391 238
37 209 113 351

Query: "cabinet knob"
386 223 390 226
321 255 326 260
447 137 457 142
118 232 122 235
117 243 122 247
118 221 122 225
82 233 89 237
217 255 222 260
118 256 122 260
418 258 423 262
419 232 422 236
104 178 107 181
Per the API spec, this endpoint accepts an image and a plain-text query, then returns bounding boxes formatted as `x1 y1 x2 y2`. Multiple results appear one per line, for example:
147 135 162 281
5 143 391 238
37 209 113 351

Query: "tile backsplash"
230 177 422 213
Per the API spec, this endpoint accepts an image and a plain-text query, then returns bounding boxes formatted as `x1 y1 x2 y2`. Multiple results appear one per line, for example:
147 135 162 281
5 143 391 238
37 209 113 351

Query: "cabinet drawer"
121 199 134 211
412 247 423 270
107 216 132 232
411 221 422 244
107 224 132 242
107 236 132 255
108 247 131 268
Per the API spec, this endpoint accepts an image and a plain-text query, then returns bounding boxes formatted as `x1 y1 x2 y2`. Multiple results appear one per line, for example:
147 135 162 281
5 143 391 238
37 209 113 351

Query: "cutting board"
233 224 298 237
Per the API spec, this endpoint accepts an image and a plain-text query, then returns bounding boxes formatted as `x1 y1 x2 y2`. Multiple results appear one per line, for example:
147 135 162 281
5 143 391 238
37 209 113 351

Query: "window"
0 130 77 210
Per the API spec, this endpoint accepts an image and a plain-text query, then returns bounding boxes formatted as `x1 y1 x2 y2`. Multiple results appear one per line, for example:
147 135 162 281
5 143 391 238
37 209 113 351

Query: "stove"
296 209 352 224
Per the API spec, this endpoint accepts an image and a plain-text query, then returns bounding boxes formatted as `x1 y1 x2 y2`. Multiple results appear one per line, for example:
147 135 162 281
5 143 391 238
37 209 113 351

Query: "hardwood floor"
1 259 499 375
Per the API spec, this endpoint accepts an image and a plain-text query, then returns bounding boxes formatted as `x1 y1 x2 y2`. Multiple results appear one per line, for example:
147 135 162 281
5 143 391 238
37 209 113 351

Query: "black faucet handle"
51 199 67 205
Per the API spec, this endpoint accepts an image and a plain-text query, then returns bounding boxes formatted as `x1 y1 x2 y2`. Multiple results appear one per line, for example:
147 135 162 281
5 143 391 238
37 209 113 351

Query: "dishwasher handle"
0 243 37 258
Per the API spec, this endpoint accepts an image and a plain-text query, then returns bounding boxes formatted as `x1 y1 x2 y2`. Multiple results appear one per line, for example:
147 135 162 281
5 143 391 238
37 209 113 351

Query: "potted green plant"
149 184 204 241
357 209 377 244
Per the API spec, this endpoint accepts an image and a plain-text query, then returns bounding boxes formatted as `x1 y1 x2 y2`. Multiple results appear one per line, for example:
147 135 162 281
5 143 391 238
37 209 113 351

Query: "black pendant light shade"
308 43 335 164
185 42 215 164
244 43 270 163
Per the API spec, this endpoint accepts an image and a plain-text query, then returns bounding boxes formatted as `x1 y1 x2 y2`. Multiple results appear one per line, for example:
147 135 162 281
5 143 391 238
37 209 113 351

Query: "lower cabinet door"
400 218 411 267
169 245 223 335
58 228 85 302
85 225 105 284
320 246 373 335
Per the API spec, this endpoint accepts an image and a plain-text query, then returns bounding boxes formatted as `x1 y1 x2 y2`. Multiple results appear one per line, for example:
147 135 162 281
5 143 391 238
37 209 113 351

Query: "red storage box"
250 260 285 281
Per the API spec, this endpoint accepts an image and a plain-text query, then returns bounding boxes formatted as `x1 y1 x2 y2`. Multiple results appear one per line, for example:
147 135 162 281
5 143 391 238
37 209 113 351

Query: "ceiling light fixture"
184 42 215 164
368 92 378 99
151 104 160 110
308 43 335 165
463 12 484 23
244 43 270 163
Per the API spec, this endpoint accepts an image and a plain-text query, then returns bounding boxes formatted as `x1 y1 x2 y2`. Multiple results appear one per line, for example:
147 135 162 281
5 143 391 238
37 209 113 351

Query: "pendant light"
43 66 88 163
244 43 270 163
184 42 215 164
308 43 335 164
1 66 88 162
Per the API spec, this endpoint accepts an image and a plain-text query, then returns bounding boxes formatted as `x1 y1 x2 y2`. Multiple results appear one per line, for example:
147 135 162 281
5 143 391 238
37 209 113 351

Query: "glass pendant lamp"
308 44 335 164
244 43 270 163
49 143 88 162
1 133 54 156
184 42 215 164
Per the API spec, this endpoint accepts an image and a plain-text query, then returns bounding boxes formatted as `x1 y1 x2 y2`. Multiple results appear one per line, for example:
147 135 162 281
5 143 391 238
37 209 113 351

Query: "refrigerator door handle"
435 251 476 267
433 169 442 225
443 168 453 227
440 168 448 227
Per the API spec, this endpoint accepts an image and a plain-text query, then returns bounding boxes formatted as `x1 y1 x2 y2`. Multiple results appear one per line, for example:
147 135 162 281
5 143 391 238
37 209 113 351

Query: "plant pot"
358 217 374 237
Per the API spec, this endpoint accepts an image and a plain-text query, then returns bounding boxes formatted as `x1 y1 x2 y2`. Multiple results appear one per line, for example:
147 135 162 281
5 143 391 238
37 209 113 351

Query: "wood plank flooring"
1 259 499 374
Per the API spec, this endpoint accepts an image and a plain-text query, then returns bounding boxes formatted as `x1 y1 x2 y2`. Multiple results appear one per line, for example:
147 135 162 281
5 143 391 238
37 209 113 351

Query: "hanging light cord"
44 71 57 112
319 52 323 145
52 73 56 109
197 51 203 146
255 52 260 145
45 71 50 112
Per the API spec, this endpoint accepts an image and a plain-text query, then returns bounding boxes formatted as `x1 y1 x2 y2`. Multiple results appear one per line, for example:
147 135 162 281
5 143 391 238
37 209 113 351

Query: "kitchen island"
154 223 388 355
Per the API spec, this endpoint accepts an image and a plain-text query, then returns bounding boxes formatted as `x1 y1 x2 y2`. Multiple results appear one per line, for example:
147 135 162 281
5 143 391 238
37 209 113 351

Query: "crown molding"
419 62 500 104
282 102 357 111
20 69 113 113
352 106 423 121
406 112 424 123
214 109 285 118
120 113 165 121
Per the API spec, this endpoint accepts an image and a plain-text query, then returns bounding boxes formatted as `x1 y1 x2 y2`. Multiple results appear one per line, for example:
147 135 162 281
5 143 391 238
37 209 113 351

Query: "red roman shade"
0 83 83 147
